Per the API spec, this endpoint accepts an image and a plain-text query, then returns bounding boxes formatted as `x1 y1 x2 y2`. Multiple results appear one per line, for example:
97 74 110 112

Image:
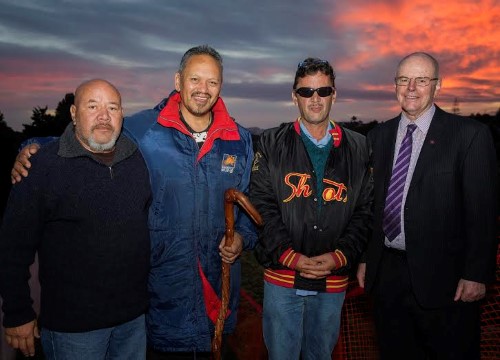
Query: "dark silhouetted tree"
22 106 56 138
22 93 74 138
0 111 24 217
54 93 74 133
0 111 11 132
340 120 379 136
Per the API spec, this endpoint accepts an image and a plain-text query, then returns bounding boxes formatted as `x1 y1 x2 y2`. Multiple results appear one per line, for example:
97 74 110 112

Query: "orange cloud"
333 0 499 56
330 0 499 114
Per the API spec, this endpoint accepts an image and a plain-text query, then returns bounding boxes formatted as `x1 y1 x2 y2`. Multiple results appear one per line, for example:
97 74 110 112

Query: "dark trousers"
372 247 480 360
146 336 231 360
146 348 211 360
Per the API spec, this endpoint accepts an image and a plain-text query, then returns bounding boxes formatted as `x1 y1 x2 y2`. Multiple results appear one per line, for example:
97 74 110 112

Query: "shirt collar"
400 104 435 136
299 119 332 148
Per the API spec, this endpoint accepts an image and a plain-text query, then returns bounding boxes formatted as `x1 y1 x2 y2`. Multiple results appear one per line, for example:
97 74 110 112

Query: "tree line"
1 93 499 218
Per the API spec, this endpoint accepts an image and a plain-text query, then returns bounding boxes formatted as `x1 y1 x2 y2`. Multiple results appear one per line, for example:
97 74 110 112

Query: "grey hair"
178 45 223 78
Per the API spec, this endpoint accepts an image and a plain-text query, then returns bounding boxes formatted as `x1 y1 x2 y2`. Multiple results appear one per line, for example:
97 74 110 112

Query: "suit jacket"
364 106 497 308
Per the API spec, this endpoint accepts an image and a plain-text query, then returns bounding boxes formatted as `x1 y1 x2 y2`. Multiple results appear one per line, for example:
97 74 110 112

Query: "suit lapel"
381 117 400 194
409 107 447 188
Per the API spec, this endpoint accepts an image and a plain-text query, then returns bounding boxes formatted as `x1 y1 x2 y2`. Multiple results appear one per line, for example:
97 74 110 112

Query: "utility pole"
452 97 460 115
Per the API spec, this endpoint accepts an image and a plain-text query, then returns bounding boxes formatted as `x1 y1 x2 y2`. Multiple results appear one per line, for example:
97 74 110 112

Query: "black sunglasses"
295 86 335 98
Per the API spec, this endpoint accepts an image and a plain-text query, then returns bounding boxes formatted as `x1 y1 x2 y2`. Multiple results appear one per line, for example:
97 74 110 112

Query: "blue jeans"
41 314 146 360
263 281 345 360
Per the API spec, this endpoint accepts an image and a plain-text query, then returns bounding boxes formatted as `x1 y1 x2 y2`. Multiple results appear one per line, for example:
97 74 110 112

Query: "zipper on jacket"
109 166 114 179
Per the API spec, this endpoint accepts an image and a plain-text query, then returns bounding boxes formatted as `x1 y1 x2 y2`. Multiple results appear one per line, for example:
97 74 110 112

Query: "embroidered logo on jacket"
283 172 348 203
252 151 262 172
221 154 237 173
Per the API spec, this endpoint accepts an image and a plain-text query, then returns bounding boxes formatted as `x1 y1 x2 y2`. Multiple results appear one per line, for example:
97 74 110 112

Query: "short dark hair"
293 58 336 89
178 45 223 78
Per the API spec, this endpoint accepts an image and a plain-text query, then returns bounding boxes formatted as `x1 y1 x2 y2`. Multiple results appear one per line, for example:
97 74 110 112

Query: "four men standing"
1 51 497 359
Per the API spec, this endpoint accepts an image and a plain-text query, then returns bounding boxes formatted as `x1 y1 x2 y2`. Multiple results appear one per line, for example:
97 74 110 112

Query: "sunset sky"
0 0 499 132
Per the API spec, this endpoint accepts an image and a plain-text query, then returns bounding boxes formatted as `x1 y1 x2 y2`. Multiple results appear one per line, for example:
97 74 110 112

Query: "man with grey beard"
0 79 152 360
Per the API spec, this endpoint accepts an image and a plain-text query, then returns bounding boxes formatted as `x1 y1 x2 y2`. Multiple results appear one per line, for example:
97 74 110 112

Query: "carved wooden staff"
211 188 263 360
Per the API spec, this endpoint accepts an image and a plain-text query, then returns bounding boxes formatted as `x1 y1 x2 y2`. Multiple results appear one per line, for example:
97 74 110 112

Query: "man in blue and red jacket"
124 45 256 358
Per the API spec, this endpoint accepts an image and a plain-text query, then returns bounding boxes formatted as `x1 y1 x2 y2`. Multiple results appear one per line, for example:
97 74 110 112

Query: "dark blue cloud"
0 0 497 131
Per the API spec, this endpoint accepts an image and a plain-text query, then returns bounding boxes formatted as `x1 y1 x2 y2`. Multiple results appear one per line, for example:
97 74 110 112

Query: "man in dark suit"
357 52 497 360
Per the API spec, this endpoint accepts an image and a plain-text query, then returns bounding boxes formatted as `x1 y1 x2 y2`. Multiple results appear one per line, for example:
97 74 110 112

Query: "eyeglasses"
297 59 329 69
395 77 439 87
295 86 335 98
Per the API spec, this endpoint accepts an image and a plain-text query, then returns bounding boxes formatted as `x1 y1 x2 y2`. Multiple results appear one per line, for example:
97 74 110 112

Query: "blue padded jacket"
123 92 257 352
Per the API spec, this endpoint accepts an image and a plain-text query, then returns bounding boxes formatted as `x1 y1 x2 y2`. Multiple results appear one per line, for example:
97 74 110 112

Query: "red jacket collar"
293 118 342 148
157 92 240 160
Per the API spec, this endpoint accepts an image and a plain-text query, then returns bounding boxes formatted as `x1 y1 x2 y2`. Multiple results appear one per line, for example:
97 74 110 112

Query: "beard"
75 123 120 153
186 92 214 116
87 124 119 152
87 133 119 152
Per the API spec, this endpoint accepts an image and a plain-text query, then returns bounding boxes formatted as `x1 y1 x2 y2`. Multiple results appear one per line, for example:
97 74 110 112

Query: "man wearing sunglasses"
357 52 497 359
250 58 373 359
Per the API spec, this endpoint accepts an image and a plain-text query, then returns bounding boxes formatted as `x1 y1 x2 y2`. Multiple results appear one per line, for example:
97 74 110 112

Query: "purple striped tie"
383 124 417 241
